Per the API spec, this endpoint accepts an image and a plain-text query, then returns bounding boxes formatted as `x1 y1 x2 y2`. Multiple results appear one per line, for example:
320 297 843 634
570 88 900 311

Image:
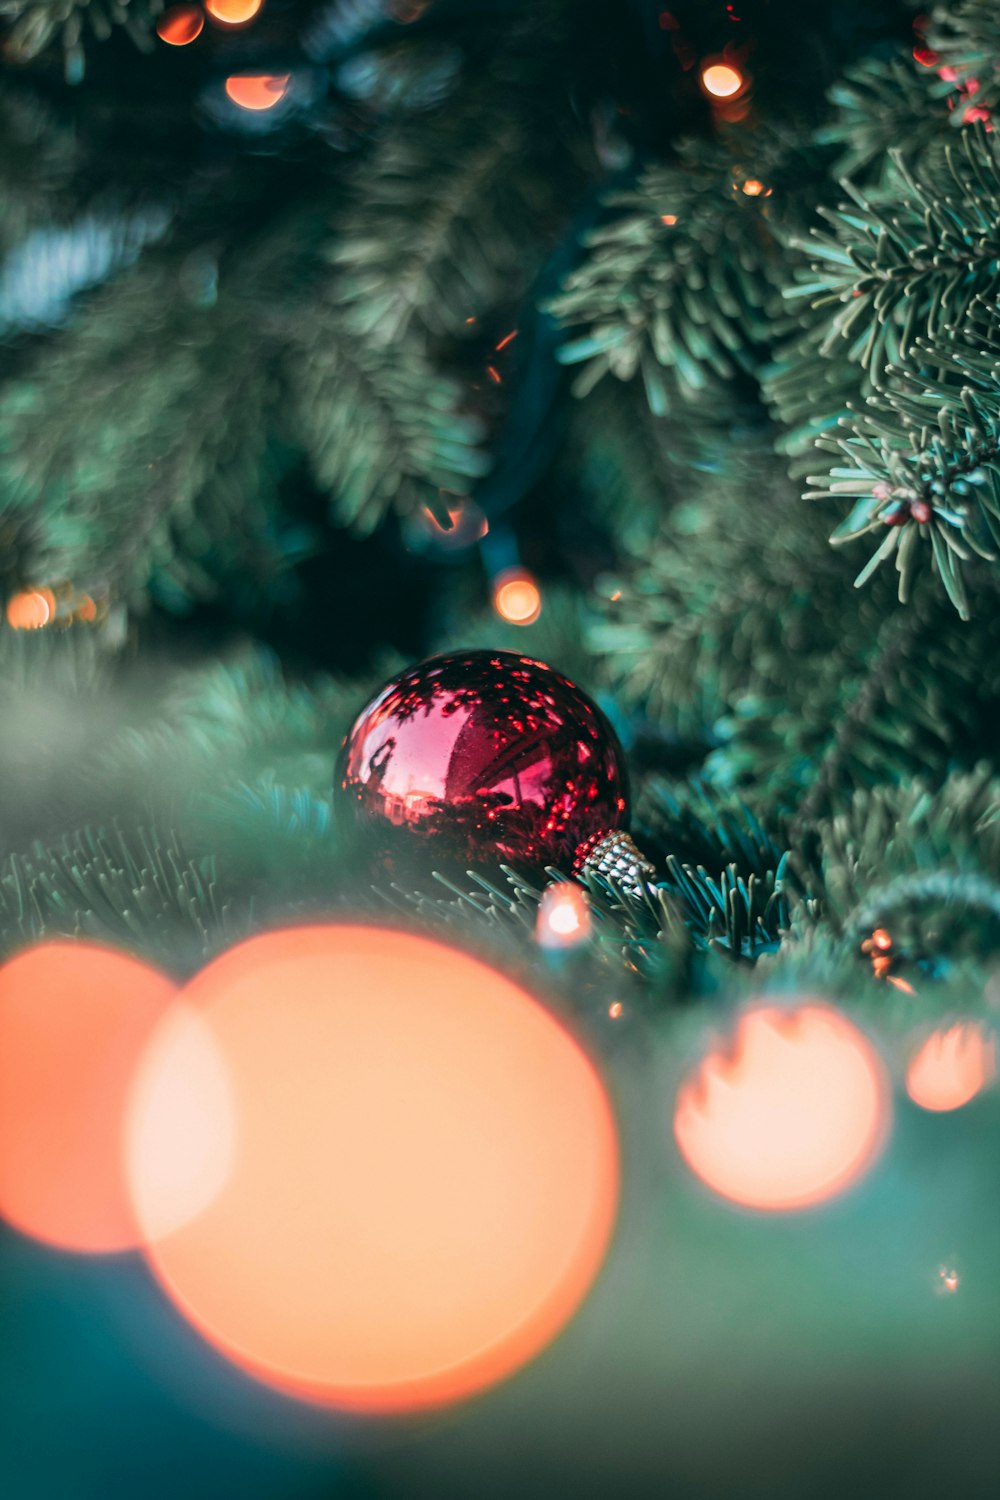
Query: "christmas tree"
1 0 998 1496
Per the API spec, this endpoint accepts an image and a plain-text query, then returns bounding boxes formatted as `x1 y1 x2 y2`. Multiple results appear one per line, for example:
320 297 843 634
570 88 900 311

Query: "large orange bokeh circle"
126 926 619 1412
0 942 177 1252
673 1003 890 1212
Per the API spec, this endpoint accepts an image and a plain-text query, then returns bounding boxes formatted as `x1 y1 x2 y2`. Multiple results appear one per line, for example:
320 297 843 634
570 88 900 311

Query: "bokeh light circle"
224 74 291 111
700 61 745 99
205 0 262 23
493 569 542 625
126 925 618 1412
5 588 55 630
156 4 204 44
906 1022 997 1112
206 0 262 24
673 1003 890 1212
0 942 176 1252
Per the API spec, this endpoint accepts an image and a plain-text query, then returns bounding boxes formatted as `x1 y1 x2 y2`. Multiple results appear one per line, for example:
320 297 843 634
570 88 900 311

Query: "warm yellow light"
537 884 592 950
206 0 262 24
906 1022 996 1112
674 1003 890 1212
700 61 745 99
0 942 176 1253
741 178 771 197
224 74 290 110
493 568 542 626
126 925 618 1413
156 3 204 43
5 588 55 630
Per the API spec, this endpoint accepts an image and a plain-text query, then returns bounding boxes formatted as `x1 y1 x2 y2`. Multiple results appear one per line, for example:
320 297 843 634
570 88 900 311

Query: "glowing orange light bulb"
700 61 745 99
5 588 55 630
537 884 592 950
741 178 771 197
906 1022 996 1112
493 568 542 626
156 3 204 43
224 74 290 111
206 0 262 25
126 925 618 1413
0 942 177 1253
673 1003 890 1212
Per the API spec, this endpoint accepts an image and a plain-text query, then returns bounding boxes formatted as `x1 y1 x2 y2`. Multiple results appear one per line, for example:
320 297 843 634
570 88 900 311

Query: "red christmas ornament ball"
335 650 631 875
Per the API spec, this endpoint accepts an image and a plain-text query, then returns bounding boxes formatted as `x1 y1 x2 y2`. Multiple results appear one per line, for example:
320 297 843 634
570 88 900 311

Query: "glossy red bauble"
335 650 631 875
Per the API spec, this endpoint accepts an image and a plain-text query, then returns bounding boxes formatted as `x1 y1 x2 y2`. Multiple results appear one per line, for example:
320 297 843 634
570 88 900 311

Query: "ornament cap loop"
574 829 655 896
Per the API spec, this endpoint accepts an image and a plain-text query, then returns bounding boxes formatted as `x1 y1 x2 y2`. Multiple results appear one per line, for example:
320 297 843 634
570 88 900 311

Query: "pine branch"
0 825 248 971
289 296 489 533
808 327 1000 617
548 137 794 416
818 52 952 181
0 0 162 79
0 250 286 603
813 765 1000 935
590 452 1000 813
329 79 589 346
385 861 690 1016
766 128 1000 457
0 90 80 258
926 0 1000 125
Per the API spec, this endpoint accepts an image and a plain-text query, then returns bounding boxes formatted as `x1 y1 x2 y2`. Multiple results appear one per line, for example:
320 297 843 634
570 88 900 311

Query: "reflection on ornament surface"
0 943 176 1252
335 650 631 874
126 925 618 1412
906 1022 997 1112
674 1004 890 1212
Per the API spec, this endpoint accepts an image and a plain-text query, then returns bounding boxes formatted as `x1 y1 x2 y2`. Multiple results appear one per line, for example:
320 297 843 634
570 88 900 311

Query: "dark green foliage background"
0 1 999 1497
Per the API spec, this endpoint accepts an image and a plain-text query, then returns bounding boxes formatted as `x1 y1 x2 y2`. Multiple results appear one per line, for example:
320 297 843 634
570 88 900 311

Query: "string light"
740 178 772 197
699 60 746 99
224 74 291 111
937 1266 960 1295
5 588 55 630
156 3 204 43
608 1002 623 1020
536 884 592 951
206 0 262 24
906 1022 997 1112
493 568 542 626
